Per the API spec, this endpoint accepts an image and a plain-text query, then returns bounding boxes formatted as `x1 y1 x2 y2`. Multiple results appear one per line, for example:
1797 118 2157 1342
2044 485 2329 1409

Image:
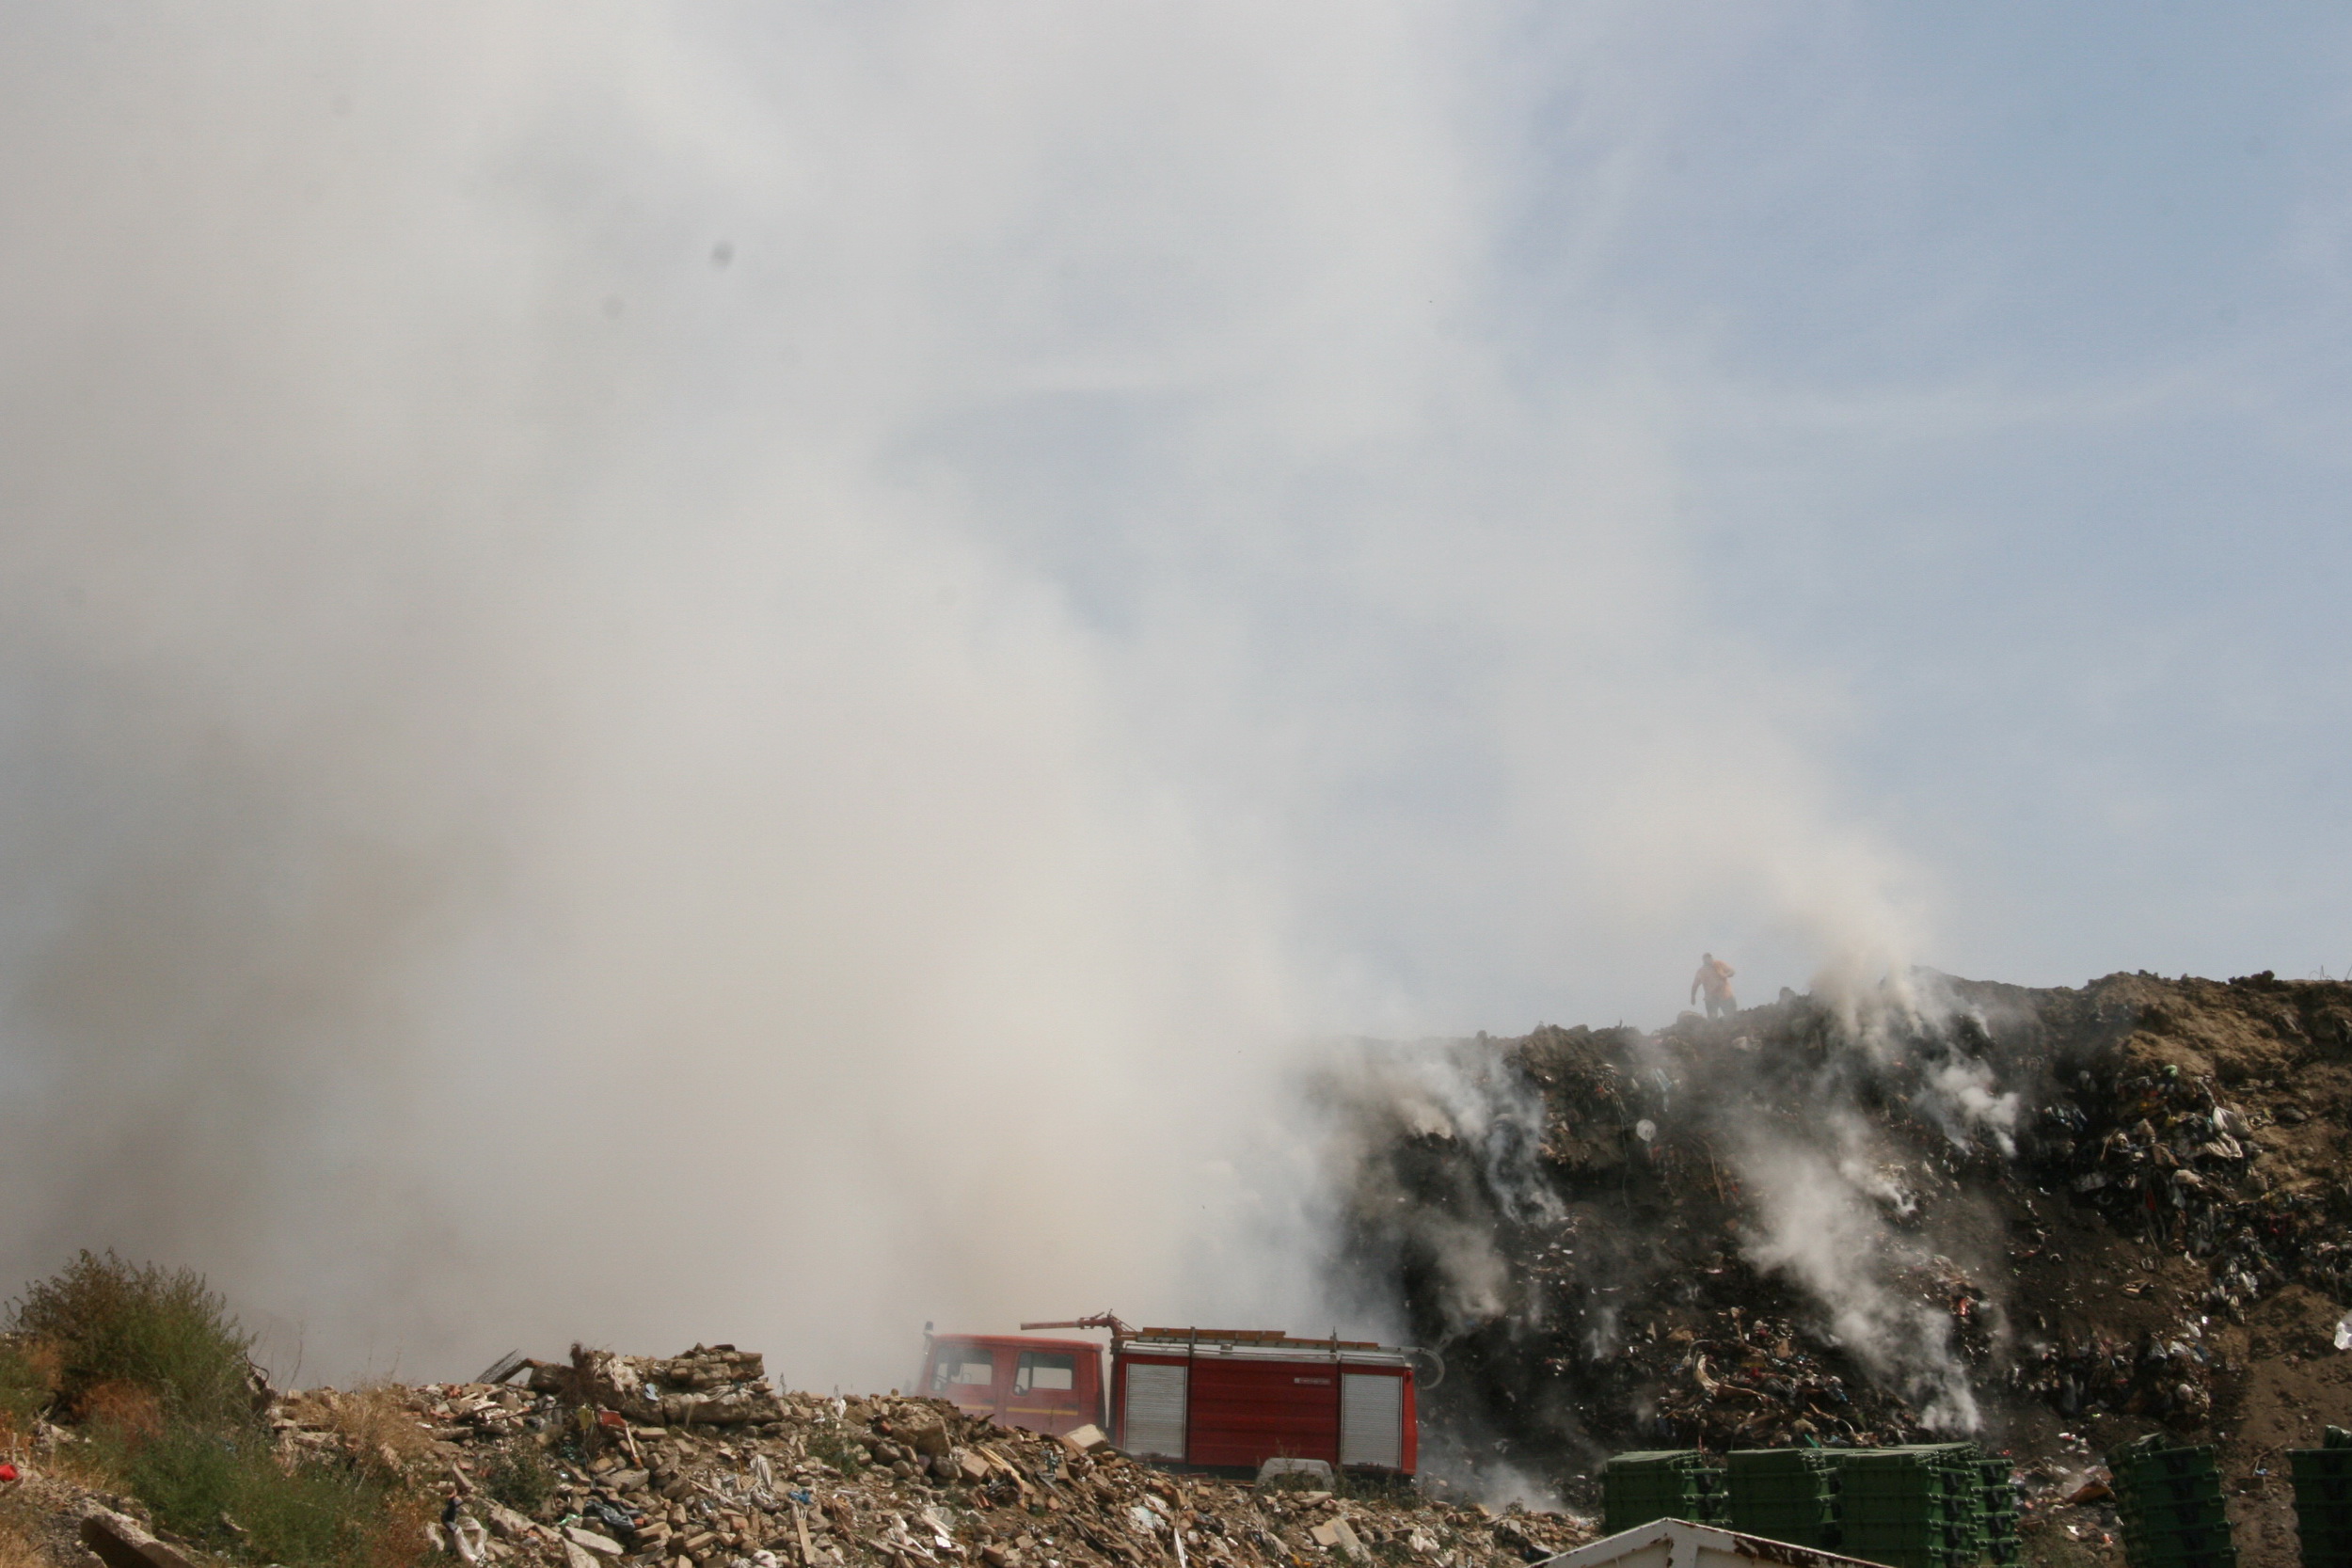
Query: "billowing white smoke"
0 0 1352 1387
1822 968 2025 1153
1919 1057 2024 1157
0 1 1940 1392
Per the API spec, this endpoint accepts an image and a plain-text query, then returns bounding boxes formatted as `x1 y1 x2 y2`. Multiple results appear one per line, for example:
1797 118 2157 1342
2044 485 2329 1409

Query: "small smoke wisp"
1306 1037 1565 1338
1734 1131 1981 1433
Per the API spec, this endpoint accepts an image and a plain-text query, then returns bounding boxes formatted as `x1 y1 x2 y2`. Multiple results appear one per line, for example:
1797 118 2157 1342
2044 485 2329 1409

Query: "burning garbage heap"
1321 969 2352 1506
0 1341 1592 1568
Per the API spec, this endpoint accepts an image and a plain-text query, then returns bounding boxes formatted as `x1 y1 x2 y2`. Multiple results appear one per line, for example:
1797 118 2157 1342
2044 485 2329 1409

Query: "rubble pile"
242 1362 1586 1568
533 1347 787 1431
1326 970 2352 1568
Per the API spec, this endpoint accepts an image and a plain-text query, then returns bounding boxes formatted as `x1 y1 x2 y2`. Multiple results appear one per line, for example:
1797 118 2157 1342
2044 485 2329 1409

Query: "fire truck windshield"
931 1346 994 1390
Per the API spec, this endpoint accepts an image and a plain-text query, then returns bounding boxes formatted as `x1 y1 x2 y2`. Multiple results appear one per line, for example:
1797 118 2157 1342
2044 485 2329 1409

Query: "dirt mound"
1321 970 2352 1568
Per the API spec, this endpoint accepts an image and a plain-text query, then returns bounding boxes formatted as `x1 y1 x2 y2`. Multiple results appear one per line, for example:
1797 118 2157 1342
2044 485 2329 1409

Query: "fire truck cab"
918 1332 1105 1437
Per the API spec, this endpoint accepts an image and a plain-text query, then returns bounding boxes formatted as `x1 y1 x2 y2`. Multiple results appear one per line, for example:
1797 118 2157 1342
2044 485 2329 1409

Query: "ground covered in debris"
1324 970 2352 1568
0 1339 1590 1568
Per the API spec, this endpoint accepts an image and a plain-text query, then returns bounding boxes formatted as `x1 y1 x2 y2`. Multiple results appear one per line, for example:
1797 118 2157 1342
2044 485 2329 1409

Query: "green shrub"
806 1427 868 1476
0 1338 53 1423
8 1252 253 1424
481 1445 557 1514
11 1253 428 1568
119 1423 400 1568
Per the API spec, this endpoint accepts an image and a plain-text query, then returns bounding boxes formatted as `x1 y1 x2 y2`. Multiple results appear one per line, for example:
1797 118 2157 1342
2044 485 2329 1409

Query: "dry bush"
362 1485 435 1568
80 1381 165 1448
0 1517 43 1568
309 1386 434 1477
35 1428 127 1494
0 1338 57 1425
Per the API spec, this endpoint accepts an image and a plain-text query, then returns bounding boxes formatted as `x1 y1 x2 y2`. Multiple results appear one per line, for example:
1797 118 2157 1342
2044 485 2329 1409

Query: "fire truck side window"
1013 1352 1075 1393
931 1347 996 1391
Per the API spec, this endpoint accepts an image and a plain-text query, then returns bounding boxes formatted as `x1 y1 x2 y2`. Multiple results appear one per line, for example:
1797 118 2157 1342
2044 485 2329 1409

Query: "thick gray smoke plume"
0 4 1933 1388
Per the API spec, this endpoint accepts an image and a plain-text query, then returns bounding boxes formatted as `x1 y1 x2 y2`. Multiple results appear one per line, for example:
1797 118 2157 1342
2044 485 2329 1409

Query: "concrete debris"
1308 1518 1363 1557
1256 1461 1332 1486
78 1509 196 1568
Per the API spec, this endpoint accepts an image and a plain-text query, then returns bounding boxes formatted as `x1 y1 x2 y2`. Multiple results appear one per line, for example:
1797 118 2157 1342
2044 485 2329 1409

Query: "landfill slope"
1323 970 2352 1568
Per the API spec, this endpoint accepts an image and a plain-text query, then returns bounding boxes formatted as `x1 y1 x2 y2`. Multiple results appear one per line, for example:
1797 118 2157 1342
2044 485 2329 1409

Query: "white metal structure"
1539 1519 1895 1568
1121 1362 1187 1460
1338 1372 1404 1468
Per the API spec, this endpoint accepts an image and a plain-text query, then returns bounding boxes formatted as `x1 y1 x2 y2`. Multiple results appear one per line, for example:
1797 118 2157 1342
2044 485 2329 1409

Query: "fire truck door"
1010 1349 1082 1433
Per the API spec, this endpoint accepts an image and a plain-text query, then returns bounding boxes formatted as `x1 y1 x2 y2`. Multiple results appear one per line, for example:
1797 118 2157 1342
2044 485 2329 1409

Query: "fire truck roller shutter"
1123 1363 1187 1461
1339 1373 1402 1469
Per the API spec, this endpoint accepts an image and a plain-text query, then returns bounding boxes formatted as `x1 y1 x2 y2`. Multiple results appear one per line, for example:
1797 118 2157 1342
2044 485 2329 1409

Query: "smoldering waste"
0 1343 1587 1568
1325 972 2352 1518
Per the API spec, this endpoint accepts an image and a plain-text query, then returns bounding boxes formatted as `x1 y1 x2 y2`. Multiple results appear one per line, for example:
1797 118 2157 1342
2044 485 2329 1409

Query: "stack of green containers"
2287 1425 2352 1568
1728 1449 1843 1551
1830 1445 1985 1568
1600 1451 1728 1534
2108 1436 2234 1568
1980 1456 2020 1566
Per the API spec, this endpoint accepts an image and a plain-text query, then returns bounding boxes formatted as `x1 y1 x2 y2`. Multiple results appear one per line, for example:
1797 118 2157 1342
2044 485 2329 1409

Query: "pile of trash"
236 1353 1588 1568
1323 966 2352 1568
529 1346 788 1431
1601 1305 1918 1452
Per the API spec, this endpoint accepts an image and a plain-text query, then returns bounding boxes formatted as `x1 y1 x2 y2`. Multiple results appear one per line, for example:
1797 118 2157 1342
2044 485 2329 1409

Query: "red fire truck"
918 1316 1422 1477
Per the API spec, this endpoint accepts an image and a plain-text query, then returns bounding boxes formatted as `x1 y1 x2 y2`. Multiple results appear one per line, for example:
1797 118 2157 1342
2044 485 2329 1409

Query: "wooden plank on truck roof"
1133 1329 1383 1349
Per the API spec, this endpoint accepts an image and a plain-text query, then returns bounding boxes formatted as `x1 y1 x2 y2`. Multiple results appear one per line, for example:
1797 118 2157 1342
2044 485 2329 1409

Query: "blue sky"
1134 1 2352 1016
1619 6 2352 990
853 3 2352 1021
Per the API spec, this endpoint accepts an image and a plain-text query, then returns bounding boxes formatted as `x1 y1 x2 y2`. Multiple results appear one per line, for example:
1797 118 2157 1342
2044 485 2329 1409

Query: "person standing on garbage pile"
1691 953 1737 1018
